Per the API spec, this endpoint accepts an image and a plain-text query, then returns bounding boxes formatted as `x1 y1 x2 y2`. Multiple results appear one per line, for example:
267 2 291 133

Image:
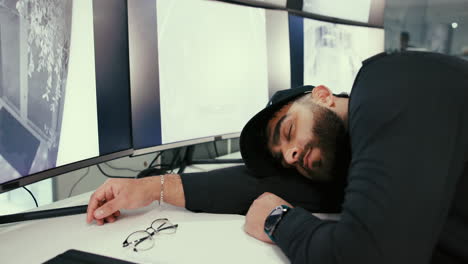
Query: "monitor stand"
177 145 243 174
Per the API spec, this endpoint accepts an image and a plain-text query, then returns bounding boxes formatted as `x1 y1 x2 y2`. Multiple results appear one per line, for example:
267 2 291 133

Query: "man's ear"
311 85 334 107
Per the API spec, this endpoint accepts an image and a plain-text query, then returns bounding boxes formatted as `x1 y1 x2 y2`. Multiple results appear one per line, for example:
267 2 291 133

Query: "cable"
22 186 38 208
136 151 168 178
213 141 220 157
148 151 164 168
104 161 141 173
96 164 135 178
137 167 168 178
68 167 91 198
204 144 214 159
171 148 186 173
106 152 166 179
169 148 183 173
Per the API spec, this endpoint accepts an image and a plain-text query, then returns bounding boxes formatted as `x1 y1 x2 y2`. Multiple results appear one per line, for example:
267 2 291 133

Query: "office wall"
384 0 429 51
384 0 468 57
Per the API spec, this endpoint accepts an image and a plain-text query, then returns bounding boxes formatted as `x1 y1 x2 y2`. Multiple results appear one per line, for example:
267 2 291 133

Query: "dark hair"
400 31 410 40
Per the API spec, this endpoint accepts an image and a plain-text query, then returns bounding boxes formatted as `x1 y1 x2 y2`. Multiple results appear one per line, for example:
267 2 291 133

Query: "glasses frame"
122 218 178 252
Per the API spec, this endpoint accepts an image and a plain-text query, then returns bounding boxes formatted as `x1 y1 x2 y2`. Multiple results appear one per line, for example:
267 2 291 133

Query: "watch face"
264 206 286 234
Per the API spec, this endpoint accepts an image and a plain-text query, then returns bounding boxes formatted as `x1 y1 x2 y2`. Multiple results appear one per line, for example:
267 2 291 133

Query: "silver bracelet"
159 174 165 206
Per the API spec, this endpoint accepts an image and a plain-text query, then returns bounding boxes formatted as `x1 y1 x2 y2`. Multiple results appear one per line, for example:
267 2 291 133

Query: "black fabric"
273 52 468 264
44 249 135 264
182 165 259 215
181 164 347 215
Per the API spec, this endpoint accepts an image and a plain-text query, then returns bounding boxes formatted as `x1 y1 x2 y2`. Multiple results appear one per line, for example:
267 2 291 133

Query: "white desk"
0 191 289 264
0 151 341 264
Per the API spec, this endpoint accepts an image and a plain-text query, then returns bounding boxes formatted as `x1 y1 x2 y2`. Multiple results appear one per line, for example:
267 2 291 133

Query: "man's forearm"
151 174 186 207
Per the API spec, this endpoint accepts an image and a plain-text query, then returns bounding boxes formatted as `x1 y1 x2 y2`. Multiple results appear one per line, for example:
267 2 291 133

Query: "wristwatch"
264 205 291 242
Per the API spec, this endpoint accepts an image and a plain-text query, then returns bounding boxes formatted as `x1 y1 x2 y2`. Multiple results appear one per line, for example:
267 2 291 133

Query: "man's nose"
284 147 300 165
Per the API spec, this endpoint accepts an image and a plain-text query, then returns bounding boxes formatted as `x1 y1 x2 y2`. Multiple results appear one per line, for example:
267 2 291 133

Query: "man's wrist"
159 174 165 206
264 204 291 242
143 176 162 202
144 173 185 207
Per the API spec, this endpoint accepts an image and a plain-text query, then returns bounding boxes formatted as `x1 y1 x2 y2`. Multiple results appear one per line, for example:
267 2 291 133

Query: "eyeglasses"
122 218 178 252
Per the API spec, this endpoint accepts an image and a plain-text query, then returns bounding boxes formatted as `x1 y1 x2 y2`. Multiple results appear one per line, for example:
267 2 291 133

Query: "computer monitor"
129 0 269 155
265 9 292 97
218 0 287 8
301 0 385 27
0 0 132 193
289 14 385 94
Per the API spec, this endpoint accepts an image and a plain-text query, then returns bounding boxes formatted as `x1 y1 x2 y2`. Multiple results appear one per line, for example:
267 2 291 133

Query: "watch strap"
264 204 291 242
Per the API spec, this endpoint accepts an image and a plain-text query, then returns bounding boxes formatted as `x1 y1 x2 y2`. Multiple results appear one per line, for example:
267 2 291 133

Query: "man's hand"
244 192 293 244
86 177 160 225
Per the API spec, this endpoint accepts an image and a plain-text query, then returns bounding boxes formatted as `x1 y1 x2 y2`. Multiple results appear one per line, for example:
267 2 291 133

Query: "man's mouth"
303 148 322 170
302 149 310 169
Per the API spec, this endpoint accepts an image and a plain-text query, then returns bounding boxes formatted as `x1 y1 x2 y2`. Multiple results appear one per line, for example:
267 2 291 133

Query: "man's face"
267 95 348 181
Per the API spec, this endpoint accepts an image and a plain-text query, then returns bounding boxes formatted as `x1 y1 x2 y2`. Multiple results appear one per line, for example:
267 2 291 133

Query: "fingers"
90 201 122 225
96 218 105 226
102 210 121 224
93 196 126 220
104 214 116 223
87 188 107 223
87 183 121 224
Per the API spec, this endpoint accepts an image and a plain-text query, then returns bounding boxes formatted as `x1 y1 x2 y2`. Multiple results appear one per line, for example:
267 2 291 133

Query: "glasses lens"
151 219 177 234
126 231 154 251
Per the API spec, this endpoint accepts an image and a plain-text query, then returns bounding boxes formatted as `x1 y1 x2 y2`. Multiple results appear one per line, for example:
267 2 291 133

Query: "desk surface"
0 191 289 264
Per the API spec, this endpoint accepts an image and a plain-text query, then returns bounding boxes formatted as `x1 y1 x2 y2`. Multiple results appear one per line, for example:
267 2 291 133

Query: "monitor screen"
231 0 287 8
289 15 384 94
0 0 132 193
265 9 292 97
302 0 385 27
130 0 269 154
303 18 384 94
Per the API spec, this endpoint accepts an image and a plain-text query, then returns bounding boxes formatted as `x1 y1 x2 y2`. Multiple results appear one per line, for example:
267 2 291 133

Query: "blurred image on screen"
303 18 384 94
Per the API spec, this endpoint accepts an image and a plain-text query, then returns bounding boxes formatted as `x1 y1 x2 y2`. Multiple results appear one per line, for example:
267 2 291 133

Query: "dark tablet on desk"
44 249 136 264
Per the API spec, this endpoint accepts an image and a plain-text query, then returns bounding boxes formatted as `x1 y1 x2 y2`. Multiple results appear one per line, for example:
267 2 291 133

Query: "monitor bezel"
0 149 133 194
131 133 240 157
290 0 385 28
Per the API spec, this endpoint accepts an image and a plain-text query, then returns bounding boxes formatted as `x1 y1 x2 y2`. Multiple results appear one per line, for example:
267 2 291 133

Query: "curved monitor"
219 0 287 8
0 0 132 193
301 0 385 27
130 0 270 155
289 14 385 93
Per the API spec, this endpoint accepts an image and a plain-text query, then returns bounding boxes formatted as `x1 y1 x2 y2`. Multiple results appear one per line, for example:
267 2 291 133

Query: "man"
400 31 411 51
87 51 468 263
242 51 468 264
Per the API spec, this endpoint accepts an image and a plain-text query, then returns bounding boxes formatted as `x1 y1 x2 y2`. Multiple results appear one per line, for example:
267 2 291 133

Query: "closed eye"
287 124 293 141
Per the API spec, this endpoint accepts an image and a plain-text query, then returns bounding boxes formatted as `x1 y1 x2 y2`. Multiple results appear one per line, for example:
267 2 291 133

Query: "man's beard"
297 104 350 182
